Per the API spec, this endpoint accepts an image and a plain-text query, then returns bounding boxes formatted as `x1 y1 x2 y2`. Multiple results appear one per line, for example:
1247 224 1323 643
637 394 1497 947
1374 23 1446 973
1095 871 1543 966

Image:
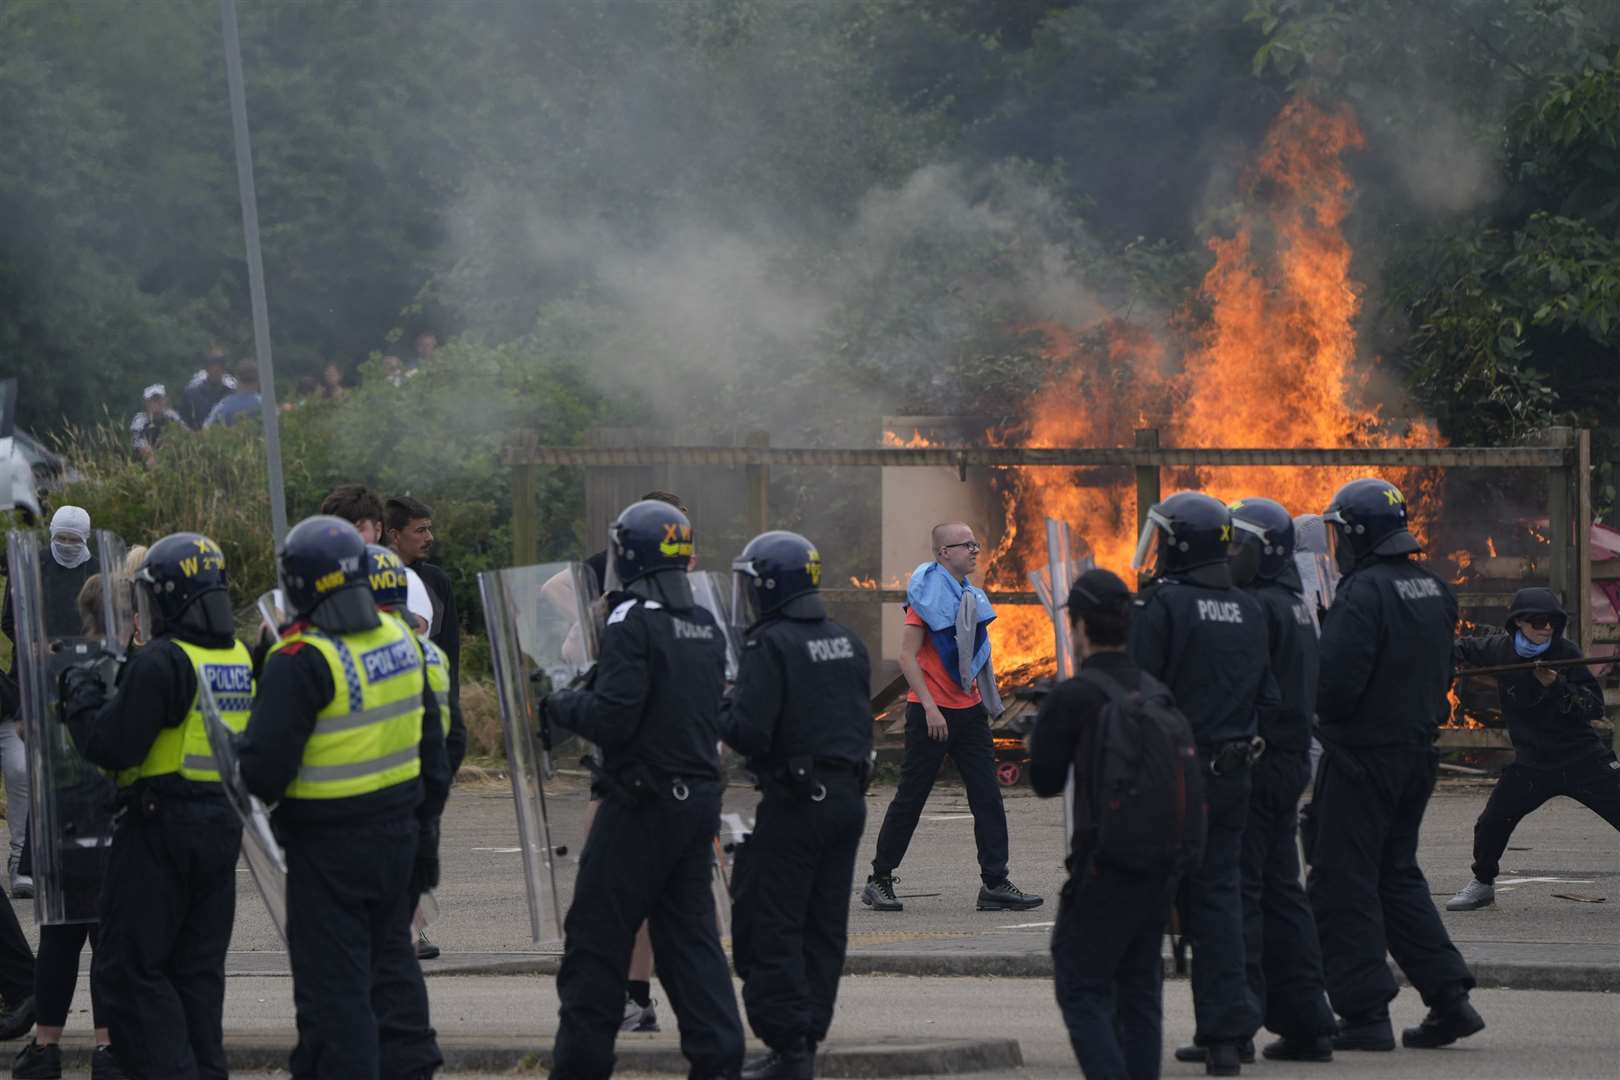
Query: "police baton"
1454 655 1615 679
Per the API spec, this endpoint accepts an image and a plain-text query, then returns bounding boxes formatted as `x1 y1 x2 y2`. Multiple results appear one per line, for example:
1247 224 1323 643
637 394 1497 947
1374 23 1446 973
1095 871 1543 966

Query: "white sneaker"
619 996 659 1032
1445 879 1495 911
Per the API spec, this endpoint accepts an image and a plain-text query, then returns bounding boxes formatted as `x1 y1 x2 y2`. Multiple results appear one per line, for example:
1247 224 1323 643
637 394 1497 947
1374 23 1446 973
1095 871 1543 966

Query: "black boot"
1402 998 1485 1049
1332 1012 1395 1052
11 1041 61 1080
1174 1040 1254 1064
1205 1042 1242 1076
1262 1035 1333 1062
740 1038 814 1080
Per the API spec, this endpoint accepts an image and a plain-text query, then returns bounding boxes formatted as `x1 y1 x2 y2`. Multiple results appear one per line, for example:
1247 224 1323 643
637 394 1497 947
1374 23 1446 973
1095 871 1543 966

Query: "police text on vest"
1196 600 1245 624
1394 577 1443 601
807 637 855 662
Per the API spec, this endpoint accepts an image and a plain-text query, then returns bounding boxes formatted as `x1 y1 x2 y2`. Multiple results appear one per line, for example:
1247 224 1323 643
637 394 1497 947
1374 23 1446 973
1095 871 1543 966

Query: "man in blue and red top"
863 521 1042 913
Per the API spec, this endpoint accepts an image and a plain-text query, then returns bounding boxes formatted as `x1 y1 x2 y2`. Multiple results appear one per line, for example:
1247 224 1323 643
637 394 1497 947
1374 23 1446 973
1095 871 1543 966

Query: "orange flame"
883 429 935 449
984 100 1442 673
1486 537 1498 559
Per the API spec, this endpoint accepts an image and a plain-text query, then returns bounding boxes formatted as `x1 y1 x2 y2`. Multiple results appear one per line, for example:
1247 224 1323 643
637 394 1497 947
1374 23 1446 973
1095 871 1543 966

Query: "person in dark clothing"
1307 478 1483 1053
1446 587 1617 911
543 499 744 1080
1032 569 1175 1080
58 534 253 1080
864 521 1041 914
181 350 236 430
1224 499 1336 1064
1128 492 1274 1077
722 531 871 1080
384 496 465 776
238 516 449 1080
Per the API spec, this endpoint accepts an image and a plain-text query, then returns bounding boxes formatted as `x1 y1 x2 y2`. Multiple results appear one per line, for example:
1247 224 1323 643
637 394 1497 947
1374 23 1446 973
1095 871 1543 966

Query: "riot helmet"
1322 478 1419 575
365 544 410 611
608 499 696 609
135 532 236 638
732 530 826 629
278 515 379 634
1132 491 1233 584
1228 498 1295 587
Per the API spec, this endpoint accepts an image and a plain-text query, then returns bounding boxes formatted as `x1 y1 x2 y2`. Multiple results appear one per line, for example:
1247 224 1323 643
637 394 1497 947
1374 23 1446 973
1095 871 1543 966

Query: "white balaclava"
49 506 92 569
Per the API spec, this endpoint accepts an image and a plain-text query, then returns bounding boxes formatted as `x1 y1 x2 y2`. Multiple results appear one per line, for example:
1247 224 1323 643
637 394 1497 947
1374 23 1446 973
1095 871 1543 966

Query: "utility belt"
586 757 715 807
759 756 869 802
1203 736 1266 778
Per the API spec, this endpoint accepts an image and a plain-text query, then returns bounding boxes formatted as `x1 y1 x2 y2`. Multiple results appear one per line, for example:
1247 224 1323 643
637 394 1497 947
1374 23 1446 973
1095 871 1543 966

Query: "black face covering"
1229 541 1261 587
177 590 237 639
308 586 382 635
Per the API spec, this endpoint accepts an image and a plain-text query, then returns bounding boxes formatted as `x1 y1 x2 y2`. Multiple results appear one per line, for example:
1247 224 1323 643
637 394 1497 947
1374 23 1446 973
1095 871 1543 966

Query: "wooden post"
745 430 770 536
1542 427 1573 611
511 461 538 567
1576 429 1593 651
1135 428 1161 533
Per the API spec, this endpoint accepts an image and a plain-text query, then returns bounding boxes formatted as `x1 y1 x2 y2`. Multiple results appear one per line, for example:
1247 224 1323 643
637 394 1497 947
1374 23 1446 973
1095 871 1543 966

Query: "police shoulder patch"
608 599 639 625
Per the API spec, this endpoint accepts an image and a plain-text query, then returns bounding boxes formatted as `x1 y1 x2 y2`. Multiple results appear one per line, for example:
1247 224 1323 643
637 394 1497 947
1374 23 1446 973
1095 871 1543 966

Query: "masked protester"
722 532 871 1080
238 516 449 1080
1446 588 1616 911
1129 492 1276 1077
542 500 744 1080
59 533 251 1079
1224 499 1337 1062
1310 479 1482 1051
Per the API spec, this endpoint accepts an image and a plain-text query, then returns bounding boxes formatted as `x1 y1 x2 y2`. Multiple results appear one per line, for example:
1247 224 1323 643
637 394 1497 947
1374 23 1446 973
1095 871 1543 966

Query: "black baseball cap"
1066 568 1131 615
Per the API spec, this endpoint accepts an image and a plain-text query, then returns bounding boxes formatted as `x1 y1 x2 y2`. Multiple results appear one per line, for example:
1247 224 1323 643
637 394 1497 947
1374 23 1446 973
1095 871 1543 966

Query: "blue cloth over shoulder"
906 560 996 690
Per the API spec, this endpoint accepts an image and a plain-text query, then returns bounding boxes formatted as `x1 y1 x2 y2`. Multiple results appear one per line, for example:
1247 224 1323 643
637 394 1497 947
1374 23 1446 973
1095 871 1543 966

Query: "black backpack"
1077 670 1207 875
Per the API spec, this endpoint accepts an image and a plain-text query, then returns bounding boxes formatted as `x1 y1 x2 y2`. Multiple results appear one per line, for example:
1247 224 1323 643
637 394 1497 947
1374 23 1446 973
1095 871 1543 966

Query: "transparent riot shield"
1027 519 1090 851
478 562 598 945
688 570 739 681
7 530 119 925
97 531 138 658
201 680 288 945
256 588 288 641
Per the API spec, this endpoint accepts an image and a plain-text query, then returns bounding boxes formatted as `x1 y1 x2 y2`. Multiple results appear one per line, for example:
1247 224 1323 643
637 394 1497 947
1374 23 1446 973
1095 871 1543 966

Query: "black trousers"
284 817 439 1080
731 775 864 1051
1239 752 1334 1040
872 703 1009 885
96 800 240 1080
1472 754 1620 883
37 923 100 1028
552 785 744 1080
1052 868 1172 1080
0 877 34 1007
1306 746 1473 1019
1178 766 1255 1044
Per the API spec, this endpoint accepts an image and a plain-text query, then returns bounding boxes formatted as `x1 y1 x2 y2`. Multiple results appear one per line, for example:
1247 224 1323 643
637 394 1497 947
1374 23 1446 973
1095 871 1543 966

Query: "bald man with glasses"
862 522 1043 914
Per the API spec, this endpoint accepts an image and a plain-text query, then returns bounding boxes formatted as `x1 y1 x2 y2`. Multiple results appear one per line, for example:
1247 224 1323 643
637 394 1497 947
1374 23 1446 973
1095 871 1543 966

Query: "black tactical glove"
412 820 441 897
530 669 555 749
58 662 108 722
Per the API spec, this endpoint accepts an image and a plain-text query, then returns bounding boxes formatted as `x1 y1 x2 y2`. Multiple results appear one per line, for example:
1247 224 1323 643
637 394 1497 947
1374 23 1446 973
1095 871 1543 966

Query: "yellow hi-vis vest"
386 611 452 737
118 638 255 787
270 616 425 800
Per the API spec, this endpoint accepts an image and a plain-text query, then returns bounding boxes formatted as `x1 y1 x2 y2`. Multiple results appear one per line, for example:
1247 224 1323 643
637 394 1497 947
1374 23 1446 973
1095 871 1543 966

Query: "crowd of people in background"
127 332 439 463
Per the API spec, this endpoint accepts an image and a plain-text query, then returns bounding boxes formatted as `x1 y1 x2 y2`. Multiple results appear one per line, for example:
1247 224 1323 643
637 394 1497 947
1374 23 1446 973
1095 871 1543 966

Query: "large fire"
981 100 1442 672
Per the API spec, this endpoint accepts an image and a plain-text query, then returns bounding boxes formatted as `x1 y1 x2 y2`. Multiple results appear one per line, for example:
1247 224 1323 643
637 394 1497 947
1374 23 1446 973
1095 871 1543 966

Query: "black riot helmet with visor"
1321 478 1420 576
731 530 826 631
278 515 380 634
1228 497 1296 587
1132 491 1234 585
607 499 696 609
364 543 410 612
136 531 236 638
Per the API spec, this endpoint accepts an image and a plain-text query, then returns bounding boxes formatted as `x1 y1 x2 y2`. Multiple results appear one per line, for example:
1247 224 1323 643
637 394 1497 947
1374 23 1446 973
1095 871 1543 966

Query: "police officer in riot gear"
367 545 454 732
543 500 744 1080
1226 499 1336 1062
1129 492 1274 1077
238 516 449 1079
1308 479 1482 1050
722 531 871 1080
60 533 251 1079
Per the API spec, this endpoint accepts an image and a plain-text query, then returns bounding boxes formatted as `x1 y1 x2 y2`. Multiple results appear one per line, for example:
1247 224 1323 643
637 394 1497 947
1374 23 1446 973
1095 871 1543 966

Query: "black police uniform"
723 603 871 1064
1129 573 1273 1051
64 631 243 1079
1239 576 1336 1045
1455 589 1617 885
546 585 745 1080
1308 556 1474 1024
1032 648 1173 1080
